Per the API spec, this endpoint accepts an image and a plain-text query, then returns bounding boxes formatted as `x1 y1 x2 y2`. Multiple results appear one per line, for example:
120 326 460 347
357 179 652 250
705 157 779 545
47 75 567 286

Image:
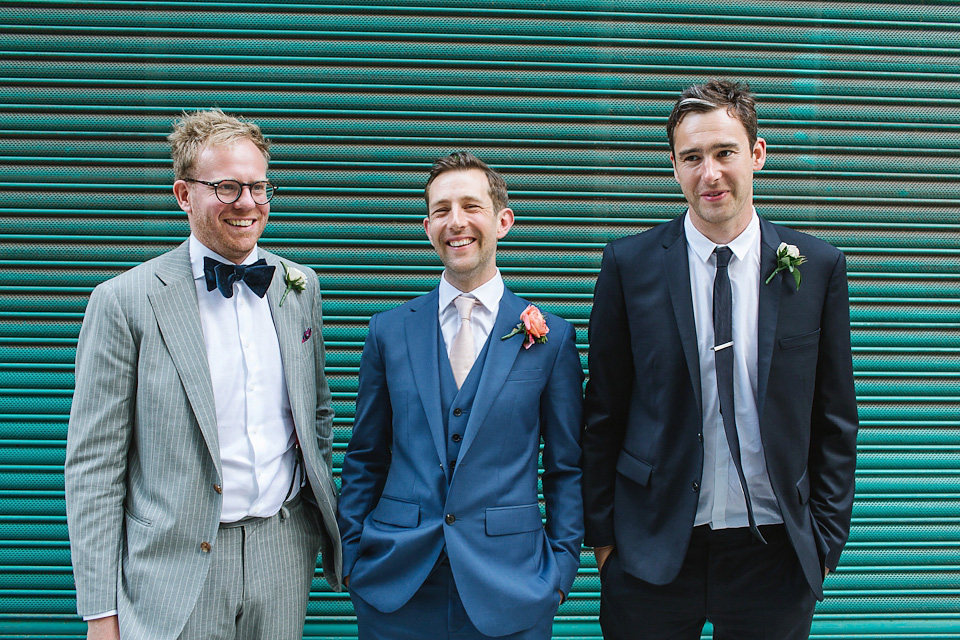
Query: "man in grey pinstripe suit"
65 108 342 640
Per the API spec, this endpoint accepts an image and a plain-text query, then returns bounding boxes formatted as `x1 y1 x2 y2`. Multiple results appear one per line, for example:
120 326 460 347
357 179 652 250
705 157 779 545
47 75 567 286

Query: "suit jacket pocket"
124 507 153 528
486 503 543 536
779 329 821 350
505 368 543 382
616 450 653 487
371 495 420 528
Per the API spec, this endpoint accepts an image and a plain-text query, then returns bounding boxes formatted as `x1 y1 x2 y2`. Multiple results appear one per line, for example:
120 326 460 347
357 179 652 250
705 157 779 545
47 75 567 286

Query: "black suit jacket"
582 214 858 598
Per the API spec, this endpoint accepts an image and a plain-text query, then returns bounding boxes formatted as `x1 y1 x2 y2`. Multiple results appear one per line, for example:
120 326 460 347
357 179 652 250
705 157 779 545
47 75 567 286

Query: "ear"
496 208 515 239
423 216 438 250
669 152 680 183
752 137 767 171
172 180 193 214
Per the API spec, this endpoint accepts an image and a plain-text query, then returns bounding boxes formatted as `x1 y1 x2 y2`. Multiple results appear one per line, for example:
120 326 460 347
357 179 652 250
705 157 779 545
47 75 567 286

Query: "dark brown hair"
666 80 758 152
424 152 509 213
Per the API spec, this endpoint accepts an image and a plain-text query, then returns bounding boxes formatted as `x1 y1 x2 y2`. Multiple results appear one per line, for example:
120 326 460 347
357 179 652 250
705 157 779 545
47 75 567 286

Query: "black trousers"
600 525 817 640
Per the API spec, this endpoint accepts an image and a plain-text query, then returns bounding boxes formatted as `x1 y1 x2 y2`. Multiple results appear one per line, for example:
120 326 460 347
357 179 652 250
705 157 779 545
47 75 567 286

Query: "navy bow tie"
203 256 276 298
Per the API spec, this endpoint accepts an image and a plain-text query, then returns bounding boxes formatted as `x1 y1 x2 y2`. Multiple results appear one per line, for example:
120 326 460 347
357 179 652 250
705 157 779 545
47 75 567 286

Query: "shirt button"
692 482 700 493
200 541 212 553
213 484 222 494
452 433 462 443
445 514 456 525
453 408 463 417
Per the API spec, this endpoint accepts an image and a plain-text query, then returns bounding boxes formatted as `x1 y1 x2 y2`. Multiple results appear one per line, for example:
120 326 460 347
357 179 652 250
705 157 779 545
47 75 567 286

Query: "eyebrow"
676 140 742 157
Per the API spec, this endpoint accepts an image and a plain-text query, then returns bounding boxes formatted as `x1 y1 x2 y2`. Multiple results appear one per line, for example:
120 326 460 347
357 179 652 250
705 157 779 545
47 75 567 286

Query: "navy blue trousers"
351 555 558 640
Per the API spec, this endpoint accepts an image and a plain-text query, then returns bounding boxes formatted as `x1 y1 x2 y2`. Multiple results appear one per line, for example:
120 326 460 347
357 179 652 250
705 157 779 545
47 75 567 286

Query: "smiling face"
670 108 766 244
423 169 514 292
173 138 269 264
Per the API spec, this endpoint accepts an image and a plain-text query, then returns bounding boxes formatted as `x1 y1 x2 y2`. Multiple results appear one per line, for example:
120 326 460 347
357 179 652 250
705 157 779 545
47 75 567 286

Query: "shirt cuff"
83 610 117 621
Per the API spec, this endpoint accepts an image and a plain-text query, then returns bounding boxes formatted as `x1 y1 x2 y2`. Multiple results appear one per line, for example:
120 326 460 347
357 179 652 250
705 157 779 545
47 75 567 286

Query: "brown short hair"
666 80 758 152
424 152 509 213
168 108 270 180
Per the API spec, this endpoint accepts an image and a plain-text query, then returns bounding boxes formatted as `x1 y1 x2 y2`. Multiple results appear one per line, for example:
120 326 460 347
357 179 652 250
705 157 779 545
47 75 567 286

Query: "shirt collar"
189 234 261 280
683 209 760 264
438 269 505 314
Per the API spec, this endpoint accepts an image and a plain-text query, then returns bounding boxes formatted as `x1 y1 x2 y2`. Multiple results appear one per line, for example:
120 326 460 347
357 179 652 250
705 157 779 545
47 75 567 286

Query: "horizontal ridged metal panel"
1 0 958 637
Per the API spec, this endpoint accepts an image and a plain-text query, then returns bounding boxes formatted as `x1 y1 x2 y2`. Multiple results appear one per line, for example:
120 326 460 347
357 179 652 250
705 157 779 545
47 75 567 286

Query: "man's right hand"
87 615 119 640
594 545 615 573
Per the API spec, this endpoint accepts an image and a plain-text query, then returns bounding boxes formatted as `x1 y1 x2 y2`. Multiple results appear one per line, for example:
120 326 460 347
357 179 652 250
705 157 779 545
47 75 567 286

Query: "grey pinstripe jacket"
65 241 342 639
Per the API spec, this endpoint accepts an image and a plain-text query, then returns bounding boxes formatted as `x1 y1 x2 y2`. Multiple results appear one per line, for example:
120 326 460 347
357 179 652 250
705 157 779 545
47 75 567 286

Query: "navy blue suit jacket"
339 287 584 636
582 215 858 599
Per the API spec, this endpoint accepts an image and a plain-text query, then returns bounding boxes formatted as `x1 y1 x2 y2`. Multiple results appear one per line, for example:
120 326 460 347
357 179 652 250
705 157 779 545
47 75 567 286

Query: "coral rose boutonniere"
279 262 307 307
765 242 806 291
501 304 549 349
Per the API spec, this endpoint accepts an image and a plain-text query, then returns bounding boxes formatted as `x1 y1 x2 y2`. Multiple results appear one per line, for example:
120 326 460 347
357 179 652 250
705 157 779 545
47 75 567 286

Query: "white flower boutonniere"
765 242 806 291
279 262 307 307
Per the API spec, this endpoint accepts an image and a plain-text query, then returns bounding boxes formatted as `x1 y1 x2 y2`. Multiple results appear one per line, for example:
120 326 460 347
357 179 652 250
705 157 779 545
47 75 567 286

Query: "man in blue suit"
582 81 858 638
339 152 584 639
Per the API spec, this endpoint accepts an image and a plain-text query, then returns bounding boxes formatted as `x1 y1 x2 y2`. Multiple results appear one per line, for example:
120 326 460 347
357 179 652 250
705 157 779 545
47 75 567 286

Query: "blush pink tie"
450 295 478 388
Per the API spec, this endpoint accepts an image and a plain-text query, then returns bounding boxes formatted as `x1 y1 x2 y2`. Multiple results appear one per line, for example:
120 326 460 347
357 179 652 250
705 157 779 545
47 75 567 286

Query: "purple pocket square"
302 328 312 343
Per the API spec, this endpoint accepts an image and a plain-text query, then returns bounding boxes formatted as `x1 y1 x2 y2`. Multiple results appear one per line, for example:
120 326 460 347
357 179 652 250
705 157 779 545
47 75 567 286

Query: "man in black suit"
582 79 858 639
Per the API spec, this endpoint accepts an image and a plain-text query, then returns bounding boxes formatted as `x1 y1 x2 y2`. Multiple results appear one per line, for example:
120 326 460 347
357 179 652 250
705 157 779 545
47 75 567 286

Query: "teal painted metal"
1 0 959 637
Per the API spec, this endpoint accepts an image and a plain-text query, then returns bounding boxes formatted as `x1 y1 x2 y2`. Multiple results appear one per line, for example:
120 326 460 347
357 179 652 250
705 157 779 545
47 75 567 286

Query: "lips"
226 219 255 228
447 237 475 248
701 190 727 201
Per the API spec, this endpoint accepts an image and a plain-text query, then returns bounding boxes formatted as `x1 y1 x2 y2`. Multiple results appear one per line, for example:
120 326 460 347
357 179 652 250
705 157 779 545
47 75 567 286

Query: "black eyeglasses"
185 179 277 204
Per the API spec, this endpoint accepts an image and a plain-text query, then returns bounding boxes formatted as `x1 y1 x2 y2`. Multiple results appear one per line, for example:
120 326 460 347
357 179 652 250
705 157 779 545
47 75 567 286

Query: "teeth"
226 219 254 227
449 238 474 247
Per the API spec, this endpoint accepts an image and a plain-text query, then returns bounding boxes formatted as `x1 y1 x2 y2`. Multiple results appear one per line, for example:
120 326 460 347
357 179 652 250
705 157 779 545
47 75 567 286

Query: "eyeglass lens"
215 180 274 204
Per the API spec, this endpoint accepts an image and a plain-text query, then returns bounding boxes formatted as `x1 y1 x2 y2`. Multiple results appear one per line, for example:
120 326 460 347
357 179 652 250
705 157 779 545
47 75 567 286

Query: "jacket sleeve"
581 243 633 548
64 284 136 616
337 313 393 578
808 251 859 570
540 319 585 594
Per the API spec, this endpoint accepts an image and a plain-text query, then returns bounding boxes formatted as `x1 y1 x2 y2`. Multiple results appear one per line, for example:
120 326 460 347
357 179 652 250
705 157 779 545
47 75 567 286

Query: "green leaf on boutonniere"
765 242 806 291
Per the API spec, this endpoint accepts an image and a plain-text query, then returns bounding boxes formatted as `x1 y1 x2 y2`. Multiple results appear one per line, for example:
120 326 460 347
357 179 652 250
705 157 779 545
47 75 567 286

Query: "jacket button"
213 484 222 494
692 482 700 493
453 408 463 417
445 514 456 525
452 433 462 442
200 541 212 553
697 433 703 443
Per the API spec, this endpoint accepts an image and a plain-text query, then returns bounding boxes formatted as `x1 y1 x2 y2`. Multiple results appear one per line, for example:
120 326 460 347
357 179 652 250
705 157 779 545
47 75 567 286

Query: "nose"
701 157 721 183
233 184 258 208
448 204 466 227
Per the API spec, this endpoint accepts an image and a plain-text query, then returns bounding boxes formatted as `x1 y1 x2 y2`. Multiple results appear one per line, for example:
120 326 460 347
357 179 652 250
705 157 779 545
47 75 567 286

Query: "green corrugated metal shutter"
1 1 958 637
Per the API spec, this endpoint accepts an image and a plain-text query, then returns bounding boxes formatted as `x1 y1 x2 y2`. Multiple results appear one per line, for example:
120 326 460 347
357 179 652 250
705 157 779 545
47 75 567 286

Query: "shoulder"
91 249 177 299
764 219 845 267
604 215 684 260
368 289 437 331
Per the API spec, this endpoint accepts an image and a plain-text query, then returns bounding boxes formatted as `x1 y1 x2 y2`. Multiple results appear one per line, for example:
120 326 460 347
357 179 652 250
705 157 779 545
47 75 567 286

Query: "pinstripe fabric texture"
65 241 342 640
176 498 323 640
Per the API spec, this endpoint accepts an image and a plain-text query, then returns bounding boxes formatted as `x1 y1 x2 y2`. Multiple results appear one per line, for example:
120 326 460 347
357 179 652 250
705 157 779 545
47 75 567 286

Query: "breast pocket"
505 369 543 383
779 329 820 351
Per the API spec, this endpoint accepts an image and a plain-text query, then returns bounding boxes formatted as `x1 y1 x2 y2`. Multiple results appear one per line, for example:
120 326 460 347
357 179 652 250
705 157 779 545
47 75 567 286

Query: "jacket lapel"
456 289 526 461
263 251 309 438
756 218 782 418
662 218 703 417
405 289 447 466
148 242 221 475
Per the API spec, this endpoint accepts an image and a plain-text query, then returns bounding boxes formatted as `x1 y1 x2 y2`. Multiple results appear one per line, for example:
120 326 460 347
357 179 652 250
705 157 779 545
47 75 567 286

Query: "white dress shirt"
190 235 299 523
82 238 302 621
684 213 783 530
438 270 504 358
